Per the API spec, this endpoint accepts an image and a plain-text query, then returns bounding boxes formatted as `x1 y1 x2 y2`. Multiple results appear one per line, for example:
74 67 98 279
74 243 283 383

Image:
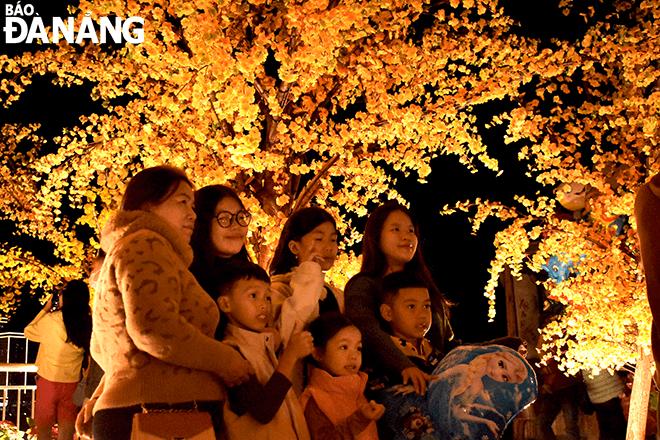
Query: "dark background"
0 1 596 343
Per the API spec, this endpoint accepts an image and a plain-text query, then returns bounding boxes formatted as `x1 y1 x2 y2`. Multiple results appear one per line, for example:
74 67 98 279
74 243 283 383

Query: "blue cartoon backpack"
377 345 537 440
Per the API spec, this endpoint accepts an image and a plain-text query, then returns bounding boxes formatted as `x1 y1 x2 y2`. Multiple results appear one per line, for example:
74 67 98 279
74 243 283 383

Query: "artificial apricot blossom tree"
2 0 657 382
0 0 553 313
441 0 660 374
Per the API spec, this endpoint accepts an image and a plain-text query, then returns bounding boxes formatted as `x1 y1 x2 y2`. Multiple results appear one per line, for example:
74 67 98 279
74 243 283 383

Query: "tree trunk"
502 266 518 337
626 349 653 440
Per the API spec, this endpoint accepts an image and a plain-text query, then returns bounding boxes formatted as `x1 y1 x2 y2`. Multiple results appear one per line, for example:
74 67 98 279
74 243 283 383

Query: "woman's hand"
401 367 438 395
220 349 255 388
75 397 96 439
43 296 53 311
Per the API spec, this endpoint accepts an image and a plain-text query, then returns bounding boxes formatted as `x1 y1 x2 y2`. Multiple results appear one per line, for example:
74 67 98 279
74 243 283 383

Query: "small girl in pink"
301 312 385 440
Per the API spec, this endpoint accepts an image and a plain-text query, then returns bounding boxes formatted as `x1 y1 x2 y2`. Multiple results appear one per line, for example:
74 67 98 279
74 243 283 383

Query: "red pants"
35 376 79 426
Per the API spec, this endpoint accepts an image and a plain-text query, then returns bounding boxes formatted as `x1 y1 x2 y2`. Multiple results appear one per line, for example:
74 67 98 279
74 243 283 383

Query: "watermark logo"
4 2 145 44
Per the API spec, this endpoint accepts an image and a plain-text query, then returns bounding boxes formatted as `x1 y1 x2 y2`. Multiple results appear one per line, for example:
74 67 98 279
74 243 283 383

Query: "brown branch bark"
246 172 279 216
207 99 233 166
291 153 340 214
584 233 637 262
52 140 106 171
308 80 343 127
9 66 33 85
9 255 60 277
175 64 210 98
251 78 279 151
0 173 30 212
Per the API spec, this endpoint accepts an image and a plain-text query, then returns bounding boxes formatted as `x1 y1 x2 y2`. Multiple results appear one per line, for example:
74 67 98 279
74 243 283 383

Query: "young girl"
344 201 454 396
25 280 92 440
90 166 252 440
301 312 385 440
269 207 344 347
190 184 252 297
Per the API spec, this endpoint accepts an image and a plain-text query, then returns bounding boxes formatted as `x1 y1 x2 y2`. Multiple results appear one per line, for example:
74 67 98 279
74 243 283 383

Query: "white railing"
0 332 37 431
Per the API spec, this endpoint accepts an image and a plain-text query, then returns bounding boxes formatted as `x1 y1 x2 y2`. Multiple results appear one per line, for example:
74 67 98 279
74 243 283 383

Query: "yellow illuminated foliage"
0 0 657 373
0 0 544 309
440 0 660 372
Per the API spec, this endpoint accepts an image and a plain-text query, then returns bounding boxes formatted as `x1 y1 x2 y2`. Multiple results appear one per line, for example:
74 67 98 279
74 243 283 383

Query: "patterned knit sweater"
91 210 237 411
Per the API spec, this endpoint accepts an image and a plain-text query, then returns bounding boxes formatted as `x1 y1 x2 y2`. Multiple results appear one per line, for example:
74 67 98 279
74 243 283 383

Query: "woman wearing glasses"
88 167 253 440
190 185 253 307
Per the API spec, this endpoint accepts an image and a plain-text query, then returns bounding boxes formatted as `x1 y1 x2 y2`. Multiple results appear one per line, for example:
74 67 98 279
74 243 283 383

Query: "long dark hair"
189 185 251 290
58 280 92 351
269 207 337 276
356 201 450 315
121 165 193 212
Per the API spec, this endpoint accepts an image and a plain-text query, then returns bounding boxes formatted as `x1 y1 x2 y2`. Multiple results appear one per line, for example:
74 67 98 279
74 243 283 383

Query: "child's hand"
300 248 323 266
220 348 255 388
393 384 416 396
284 321 314 361
278 321 313 379
358 400 386 421
401 367 438 395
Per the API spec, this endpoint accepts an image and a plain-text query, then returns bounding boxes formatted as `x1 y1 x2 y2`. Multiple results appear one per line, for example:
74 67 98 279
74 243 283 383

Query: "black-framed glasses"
215 210 251 228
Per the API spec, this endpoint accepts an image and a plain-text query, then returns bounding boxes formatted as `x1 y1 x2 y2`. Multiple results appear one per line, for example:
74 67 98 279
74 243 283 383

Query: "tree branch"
252 78 278 150
210 99 236 139
175 64 210 98
308 80 343 127
584 233 637 262
0 173 30 212
246 173 279 216
291 153 340 214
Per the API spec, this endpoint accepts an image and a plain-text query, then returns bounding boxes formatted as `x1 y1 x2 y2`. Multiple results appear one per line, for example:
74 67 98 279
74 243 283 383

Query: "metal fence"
0 332 37 431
